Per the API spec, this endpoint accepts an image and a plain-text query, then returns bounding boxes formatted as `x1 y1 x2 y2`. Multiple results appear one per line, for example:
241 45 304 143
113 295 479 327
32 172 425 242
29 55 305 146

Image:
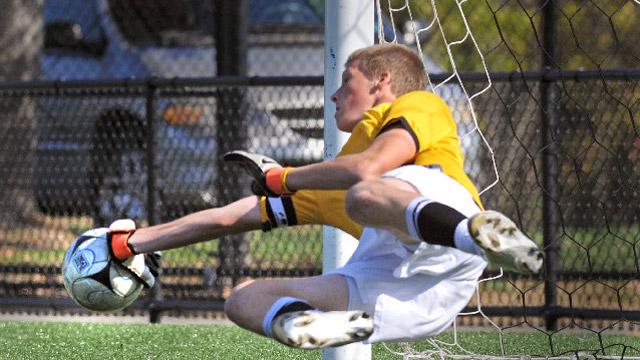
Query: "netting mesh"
378 0 640 358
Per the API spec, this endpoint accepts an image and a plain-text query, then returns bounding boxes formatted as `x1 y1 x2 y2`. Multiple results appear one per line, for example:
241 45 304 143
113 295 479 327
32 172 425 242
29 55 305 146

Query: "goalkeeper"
99 43 542 348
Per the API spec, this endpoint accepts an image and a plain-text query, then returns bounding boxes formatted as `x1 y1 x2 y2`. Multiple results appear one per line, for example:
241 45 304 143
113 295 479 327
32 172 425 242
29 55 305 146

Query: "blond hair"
346 43 427 96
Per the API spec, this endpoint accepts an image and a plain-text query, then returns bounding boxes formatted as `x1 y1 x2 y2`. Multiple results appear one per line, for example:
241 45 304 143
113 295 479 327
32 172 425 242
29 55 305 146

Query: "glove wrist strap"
280 167 293 194
112 231 136 260
265 167 293 195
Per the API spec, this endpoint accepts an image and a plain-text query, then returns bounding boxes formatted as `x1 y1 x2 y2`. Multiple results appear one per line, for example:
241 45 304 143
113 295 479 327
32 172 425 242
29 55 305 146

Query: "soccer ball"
62 228 143 311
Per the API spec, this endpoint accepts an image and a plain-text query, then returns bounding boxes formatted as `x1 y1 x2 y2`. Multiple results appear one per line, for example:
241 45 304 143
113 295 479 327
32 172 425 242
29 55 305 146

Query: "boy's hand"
223 150 294 196
108 219 159 288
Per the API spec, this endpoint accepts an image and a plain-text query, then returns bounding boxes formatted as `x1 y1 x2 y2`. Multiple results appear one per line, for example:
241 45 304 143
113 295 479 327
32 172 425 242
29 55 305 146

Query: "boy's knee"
345 181 378 223
224 279 255 320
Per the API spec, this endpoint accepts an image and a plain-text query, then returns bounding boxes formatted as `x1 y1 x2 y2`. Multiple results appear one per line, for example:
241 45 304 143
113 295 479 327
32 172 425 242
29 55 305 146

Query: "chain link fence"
0 77 325 317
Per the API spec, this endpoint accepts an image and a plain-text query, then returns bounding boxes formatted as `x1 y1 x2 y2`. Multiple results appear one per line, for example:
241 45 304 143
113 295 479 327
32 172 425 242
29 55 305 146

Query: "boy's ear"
378 71 391 85
371 71 393 95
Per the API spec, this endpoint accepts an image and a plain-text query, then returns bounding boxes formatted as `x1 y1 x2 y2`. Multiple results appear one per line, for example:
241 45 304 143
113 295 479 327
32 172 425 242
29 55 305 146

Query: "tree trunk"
0 0 44 227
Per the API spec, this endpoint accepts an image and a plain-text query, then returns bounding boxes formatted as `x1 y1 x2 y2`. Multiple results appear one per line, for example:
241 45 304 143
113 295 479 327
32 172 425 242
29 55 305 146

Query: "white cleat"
271 310 373 349
469 210 544 275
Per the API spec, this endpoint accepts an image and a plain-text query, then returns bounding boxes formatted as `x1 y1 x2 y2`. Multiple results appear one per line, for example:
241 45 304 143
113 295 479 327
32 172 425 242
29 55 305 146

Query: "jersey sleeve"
294 189 363 239
259 190 364 240
377 91 457 153
377 117 420 152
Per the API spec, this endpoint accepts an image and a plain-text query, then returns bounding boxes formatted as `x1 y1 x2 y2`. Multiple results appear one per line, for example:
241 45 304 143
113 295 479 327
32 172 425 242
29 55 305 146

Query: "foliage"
380 0 640 72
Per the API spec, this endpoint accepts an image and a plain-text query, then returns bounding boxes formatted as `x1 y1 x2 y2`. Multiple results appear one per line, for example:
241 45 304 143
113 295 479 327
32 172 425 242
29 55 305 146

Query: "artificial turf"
1 321 638 359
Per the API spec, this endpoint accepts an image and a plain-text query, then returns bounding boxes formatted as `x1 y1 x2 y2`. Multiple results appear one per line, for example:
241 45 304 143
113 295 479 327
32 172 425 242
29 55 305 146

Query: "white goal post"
322 1 374 359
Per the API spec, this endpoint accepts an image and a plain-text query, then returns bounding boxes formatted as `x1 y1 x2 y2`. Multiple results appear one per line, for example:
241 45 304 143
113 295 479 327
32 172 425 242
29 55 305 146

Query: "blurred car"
36 0 329 223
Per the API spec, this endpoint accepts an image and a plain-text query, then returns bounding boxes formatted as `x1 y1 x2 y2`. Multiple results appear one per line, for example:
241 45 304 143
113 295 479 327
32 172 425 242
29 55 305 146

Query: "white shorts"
331 165 487 343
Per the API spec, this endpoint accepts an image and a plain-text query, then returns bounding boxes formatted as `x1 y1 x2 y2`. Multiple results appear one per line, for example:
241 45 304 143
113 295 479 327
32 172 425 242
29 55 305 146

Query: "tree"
0 0 44 226
382 0 640 72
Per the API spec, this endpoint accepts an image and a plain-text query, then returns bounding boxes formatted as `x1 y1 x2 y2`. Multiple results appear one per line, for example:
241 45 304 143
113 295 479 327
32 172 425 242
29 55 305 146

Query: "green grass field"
0 321 638 360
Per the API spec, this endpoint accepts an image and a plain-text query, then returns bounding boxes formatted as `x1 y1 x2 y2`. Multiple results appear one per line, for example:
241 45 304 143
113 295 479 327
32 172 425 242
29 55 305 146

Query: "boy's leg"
346 177 474 250
345 172 543 274
345 177 419 236
225 274 373 348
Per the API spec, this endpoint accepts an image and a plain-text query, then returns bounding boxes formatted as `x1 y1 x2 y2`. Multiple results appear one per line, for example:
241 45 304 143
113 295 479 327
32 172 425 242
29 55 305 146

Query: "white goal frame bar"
322 1 374 359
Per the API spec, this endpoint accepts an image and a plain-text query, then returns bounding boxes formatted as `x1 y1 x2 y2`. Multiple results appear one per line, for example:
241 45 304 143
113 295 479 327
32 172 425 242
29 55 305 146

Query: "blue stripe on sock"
262 296 306 337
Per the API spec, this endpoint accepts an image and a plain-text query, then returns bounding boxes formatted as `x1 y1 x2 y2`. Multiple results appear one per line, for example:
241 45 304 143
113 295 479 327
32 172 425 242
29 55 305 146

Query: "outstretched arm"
228 128 417 196
125 195 262 253
286 128 416 190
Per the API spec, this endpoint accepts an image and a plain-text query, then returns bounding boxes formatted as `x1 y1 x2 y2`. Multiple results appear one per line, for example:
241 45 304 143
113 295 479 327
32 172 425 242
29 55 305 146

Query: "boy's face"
331 62 379 132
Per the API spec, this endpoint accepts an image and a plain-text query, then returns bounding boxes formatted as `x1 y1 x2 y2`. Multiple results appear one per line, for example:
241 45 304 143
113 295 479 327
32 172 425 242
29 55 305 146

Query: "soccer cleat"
271 310 373 349
469 210 544 275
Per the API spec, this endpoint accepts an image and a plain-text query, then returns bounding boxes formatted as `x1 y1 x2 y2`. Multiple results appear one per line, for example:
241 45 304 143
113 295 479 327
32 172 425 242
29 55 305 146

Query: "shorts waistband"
423 164 442 172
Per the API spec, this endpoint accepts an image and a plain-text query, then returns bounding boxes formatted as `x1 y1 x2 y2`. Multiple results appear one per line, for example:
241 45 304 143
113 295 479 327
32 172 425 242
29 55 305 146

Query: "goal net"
375 0 640 358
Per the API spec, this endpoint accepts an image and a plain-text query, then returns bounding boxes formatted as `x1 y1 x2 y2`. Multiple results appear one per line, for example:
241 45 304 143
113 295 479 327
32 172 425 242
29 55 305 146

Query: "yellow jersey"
260 90 482 239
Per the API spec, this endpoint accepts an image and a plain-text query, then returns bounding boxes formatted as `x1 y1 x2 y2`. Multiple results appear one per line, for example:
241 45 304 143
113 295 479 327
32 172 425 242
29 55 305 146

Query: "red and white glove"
223 150 294 196
109 219 159 289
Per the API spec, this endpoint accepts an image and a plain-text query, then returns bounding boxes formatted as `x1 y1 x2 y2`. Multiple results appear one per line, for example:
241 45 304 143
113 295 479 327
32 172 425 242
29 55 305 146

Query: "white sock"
453 219 486 257
404 197 432 242
262 297 307 337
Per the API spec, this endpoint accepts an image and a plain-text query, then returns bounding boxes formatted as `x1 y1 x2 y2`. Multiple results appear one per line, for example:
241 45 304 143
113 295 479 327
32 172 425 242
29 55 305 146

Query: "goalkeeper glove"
223 150 294 196
109 219 160 289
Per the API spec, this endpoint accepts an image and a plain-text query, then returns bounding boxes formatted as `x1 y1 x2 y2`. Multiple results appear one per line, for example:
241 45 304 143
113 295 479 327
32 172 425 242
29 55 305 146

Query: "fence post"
146 80 162 323
541 0 559 331
214 0 250 287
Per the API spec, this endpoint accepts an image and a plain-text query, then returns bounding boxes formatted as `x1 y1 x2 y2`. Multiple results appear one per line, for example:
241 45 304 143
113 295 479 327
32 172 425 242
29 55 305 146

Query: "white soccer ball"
62 228 143 311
